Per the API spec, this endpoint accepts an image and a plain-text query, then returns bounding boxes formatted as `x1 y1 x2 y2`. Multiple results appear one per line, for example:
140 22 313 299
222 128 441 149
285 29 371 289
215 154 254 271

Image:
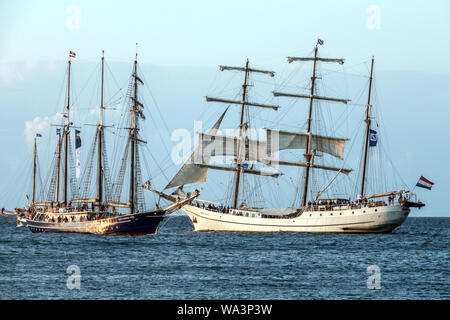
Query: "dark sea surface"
0 216 448 300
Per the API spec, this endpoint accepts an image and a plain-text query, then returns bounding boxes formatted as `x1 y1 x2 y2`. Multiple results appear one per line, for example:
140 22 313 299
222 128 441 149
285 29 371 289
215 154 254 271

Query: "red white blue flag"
69 51 76 58
416 176 434 190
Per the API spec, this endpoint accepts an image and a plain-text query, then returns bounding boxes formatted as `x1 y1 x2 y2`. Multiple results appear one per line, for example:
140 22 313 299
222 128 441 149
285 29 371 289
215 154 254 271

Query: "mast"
360 56 375 197
272 40 349 207
233 59 249 208
97 51 104 205
63 59 71 206
203 61 278 208
301 46 318 208
129 54 138 214
32 137 37 206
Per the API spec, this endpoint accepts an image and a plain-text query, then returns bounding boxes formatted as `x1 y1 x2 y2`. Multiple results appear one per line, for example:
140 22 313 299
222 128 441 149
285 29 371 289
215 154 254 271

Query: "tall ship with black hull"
21 52 196 235
158 41 424 233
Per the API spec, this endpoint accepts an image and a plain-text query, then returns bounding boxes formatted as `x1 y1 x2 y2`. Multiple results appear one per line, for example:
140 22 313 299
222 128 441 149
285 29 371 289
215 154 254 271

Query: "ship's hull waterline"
182 204 410 233
26 210 165 235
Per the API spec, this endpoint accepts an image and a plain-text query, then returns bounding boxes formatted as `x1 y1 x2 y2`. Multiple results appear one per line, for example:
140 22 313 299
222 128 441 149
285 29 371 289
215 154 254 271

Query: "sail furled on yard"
265 129 347 160
196 163 281 177
205 97 280 111
165 108 229 189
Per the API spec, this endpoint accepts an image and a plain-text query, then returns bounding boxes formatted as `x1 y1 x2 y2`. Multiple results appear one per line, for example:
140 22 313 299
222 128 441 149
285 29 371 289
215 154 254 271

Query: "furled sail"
206 97 280 110
196 163 281 178
272 92 350 104
218 65 275 77
265 159 352 175
287 57 345 65
265 129 347 160
165 109 228 189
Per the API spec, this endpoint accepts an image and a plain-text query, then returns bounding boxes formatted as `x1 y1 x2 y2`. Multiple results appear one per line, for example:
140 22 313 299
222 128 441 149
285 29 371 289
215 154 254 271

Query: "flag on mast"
317 38 324 45
75 129 81 179
416 176 434 190
75 129 82 149
69 51 76 58
369 129 378 147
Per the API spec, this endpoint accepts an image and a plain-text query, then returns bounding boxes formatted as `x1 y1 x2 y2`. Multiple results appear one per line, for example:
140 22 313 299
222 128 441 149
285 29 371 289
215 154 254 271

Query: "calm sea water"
0 215 448 300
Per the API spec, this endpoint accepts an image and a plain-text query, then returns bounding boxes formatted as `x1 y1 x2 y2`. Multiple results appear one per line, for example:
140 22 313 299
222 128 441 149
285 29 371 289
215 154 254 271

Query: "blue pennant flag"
239 163 249 169
75 130 81 149
369 129 378 147
56 128 61 136
36 133 42 137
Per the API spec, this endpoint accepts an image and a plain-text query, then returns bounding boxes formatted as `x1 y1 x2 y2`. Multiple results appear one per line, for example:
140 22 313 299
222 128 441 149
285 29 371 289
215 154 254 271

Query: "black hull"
27 210 165 235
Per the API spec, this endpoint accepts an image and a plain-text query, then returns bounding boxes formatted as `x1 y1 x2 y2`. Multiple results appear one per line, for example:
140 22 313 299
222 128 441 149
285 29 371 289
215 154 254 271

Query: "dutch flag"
416 176 434 190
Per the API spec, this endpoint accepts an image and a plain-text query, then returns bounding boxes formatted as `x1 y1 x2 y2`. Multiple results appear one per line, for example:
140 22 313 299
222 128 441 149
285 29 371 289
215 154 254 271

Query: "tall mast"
272 41 349 207
63 59 71 206
360 56 375 197
233 59 250 208
97 51 104 205
129 54 138 214
32 137 37 206
204 61 278 207
301 46 318 208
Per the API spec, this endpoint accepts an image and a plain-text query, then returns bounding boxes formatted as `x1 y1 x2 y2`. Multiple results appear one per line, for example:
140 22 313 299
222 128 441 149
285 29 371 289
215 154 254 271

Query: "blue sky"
1 0 450 71
0 0 448 217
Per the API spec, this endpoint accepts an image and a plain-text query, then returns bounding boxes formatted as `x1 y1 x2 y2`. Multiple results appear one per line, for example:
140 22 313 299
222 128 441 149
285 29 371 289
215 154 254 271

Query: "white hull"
181 204 410 233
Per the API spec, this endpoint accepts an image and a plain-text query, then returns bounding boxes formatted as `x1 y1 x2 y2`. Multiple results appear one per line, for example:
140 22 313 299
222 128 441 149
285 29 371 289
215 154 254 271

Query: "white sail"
266 128 347 160
197 132 269 163
165 109 228 189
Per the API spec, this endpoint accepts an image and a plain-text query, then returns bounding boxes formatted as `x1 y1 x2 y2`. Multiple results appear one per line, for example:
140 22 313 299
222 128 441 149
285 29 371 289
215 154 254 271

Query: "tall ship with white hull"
10 51 196 235
158 41 424 233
